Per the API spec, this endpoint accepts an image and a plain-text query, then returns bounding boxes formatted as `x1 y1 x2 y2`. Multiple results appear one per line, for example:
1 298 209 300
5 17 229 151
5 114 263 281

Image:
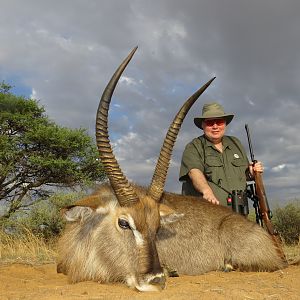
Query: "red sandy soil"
1 263 300 300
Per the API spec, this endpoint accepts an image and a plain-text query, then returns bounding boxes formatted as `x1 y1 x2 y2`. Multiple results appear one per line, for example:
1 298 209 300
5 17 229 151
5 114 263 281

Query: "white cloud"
271 164 287 173
30 88 37 99
120 76 137 86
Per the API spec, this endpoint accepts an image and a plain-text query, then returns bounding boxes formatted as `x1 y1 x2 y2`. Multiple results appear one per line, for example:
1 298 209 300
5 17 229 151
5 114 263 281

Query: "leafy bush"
272 200 300 245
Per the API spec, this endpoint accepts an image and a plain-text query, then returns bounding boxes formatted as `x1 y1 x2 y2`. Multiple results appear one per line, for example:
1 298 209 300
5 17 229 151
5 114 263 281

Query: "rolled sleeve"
179 139 204 181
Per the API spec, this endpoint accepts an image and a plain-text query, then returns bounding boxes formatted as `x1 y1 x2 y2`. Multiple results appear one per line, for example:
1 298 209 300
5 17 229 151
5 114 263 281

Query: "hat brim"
194 114 234 129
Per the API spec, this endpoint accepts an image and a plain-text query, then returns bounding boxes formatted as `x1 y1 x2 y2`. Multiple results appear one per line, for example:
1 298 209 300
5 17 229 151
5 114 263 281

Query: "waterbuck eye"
118 218 130 230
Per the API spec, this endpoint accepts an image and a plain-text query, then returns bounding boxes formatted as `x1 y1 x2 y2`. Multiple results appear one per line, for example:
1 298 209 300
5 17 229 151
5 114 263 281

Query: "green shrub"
247 208 259 223
272 200 300 245
3 192 84 241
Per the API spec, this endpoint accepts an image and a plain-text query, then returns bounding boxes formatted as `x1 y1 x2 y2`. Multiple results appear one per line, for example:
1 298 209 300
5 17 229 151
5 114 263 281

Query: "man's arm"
188 168 220 205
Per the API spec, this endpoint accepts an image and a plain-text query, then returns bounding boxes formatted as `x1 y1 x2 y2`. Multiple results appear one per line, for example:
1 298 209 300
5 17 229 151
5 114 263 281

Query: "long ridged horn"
147 77 216 202
96 47 139 207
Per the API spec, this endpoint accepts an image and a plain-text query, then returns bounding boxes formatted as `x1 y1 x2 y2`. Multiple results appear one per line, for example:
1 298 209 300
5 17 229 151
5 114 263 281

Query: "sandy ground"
0 263 300 300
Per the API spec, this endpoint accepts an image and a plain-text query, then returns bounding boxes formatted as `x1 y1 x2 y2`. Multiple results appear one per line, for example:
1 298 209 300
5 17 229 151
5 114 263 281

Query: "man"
179 102 263 206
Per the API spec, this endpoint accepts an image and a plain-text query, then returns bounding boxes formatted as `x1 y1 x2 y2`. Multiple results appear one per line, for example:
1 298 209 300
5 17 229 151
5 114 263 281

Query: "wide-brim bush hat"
194 102 234 129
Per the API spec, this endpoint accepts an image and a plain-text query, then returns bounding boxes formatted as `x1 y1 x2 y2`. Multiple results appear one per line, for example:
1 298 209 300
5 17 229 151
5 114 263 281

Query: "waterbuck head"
61 47 215 291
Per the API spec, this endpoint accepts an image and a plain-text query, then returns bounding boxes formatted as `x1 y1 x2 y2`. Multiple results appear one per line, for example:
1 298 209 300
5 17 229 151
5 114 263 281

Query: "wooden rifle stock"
253 171 287 261
253 172 273 234
245 124 287 262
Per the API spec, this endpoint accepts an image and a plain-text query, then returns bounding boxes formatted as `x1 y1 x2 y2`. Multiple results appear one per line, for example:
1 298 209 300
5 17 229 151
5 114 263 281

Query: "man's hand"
188 168 220 205
202 189 220 205
253 161 264 173
249 161 264 175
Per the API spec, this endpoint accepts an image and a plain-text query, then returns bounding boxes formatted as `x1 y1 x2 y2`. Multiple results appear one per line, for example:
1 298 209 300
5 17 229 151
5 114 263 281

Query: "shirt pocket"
231 158 248 167
231 158 248 180
205 156 223 182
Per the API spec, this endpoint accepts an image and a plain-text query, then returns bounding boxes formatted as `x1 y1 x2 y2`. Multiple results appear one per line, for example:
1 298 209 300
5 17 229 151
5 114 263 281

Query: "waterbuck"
57 47 287 292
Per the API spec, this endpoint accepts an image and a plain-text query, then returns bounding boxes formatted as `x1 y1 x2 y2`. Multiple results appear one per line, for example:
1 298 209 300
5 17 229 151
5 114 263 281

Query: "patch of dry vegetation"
0 227 57 265
283 239 300 265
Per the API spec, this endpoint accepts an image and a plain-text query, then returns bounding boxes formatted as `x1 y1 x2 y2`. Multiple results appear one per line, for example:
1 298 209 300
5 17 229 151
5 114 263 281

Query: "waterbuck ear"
62 194 115 222
63 206 94 223
73 194 107 209
159 203 184 225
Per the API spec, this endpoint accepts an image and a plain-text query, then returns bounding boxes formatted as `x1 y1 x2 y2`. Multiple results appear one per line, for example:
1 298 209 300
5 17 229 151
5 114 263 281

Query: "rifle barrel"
245 124 255 162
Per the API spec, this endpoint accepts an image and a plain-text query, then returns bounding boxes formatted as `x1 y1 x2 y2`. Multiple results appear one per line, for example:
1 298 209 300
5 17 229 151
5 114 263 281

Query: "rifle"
245 124 287 261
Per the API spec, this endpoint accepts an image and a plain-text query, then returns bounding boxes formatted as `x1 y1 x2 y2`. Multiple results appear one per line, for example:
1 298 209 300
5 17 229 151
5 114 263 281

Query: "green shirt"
179 135 249 206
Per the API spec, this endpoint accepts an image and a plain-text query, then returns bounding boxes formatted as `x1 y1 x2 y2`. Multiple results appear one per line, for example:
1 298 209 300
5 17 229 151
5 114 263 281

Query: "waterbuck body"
158 191 285 274
57 47 286 292
57 183 286 290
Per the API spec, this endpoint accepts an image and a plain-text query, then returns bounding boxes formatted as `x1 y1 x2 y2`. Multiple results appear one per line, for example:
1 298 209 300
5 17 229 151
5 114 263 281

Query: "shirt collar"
201 135 231 150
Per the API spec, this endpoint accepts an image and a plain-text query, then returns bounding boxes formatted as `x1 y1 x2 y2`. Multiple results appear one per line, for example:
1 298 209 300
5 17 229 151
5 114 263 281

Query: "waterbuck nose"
149 273 166 290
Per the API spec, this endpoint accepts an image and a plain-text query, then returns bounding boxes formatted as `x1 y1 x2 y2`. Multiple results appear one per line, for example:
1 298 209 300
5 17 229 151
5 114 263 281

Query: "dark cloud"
1 0 300 203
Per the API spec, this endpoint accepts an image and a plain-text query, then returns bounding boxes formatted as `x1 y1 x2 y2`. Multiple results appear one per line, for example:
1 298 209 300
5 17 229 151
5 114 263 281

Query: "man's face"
202 118 226 143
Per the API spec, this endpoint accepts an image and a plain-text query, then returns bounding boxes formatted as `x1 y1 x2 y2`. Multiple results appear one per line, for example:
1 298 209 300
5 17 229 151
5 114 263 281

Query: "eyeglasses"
204 119 226 127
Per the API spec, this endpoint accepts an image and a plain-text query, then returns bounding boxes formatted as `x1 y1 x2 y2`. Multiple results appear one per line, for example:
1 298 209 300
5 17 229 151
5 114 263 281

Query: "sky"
1 0 300 205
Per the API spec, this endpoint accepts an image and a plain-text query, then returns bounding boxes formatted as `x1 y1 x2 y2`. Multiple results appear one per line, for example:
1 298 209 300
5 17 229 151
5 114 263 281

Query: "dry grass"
283 238 300 265
0 227 57 265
